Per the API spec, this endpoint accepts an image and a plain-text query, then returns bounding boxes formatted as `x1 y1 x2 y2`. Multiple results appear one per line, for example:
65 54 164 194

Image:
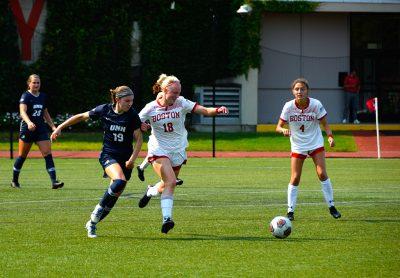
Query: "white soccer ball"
269 216 292 239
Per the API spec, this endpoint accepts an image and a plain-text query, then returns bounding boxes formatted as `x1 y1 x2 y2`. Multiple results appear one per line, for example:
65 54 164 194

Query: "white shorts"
291 147 325 159
147 149 187 168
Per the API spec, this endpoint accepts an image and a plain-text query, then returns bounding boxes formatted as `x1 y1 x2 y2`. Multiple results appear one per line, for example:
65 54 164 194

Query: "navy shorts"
19 129 49 143
99 152 132 181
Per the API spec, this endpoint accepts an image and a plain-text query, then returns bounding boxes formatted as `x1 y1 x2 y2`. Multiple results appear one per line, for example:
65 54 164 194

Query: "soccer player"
276 78 341 221
51 86 142 238
11 74 63 189
138 74 228 234
136 98 184 186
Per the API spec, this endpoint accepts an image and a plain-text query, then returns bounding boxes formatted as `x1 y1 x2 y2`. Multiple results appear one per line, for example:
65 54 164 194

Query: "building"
227 0 400 130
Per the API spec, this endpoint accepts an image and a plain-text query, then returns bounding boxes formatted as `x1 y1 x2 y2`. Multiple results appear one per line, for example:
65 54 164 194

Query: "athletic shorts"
291 147 325 159
147 149 187 170
99 152 132 181
19 129 49 143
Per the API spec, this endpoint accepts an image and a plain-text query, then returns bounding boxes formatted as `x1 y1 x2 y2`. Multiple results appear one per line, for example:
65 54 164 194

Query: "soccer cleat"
52 180 64 189
353 119 360 124
287 211 294 221
329 206 341 219
161 217 175 234
176 179 184 186
342 119 347 124
85 220 97 238
138 186 152 208
137 166 145 181
11 181 21 189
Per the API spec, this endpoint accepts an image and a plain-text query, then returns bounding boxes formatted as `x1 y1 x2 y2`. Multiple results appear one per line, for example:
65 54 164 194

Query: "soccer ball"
269 216 292 239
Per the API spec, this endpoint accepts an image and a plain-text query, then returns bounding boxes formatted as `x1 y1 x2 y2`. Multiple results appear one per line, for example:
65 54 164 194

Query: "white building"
225 0 400 130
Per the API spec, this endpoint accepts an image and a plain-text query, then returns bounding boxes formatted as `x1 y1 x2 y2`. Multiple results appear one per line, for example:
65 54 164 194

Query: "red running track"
1 131 399 159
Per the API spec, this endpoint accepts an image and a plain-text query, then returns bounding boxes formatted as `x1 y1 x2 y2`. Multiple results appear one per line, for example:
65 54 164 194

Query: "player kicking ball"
138 74 228 234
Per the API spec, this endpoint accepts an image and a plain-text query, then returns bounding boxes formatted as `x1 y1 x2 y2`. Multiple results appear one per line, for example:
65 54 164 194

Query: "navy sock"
44 154 57 183
98 179 126 221
13 156 26 182
99 207 111 221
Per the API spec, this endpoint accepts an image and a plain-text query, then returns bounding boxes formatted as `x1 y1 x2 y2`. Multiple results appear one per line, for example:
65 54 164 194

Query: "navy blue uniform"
89 104 142 180
19 91 50 142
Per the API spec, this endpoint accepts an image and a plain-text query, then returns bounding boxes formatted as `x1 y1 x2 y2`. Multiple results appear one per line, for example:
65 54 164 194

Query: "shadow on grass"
107 233 338 242
339 219 400 223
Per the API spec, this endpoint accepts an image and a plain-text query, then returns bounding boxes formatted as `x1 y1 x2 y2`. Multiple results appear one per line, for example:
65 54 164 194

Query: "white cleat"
85 220 97 238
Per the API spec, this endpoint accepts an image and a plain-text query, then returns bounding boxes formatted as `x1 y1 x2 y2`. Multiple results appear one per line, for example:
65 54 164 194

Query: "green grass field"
0 131 357 152
1 157 399 276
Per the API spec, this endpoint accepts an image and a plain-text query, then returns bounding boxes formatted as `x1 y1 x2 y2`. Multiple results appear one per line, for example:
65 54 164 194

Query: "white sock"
139 159 149 170
321 178 334 207
287 184 298 213
147 181 162 197
161 195 173 220
90 204 103 224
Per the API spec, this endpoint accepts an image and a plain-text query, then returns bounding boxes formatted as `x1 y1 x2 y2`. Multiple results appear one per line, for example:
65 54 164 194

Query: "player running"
51 86 142 238
276 78 341 221
11 74 63 189
138 74 228 234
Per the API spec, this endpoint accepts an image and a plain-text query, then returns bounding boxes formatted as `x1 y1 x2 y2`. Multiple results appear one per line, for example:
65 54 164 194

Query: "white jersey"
279 97 327 152
139 96 197 154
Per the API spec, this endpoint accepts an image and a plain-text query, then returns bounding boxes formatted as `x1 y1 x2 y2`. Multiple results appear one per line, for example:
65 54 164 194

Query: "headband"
116 90 134 98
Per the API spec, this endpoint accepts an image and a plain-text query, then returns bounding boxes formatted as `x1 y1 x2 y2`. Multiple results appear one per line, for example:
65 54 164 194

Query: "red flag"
366 98 376 112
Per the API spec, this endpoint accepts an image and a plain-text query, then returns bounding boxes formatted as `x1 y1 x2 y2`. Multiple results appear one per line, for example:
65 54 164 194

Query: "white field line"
0 195 398 207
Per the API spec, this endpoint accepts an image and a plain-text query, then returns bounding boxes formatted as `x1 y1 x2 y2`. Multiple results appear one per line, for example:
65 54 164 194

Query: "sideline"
0 150 399 158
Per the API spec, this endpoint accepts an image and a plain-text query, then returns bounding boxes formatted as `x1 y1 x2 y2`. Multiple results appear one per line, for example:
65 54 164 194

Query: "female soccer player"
276 78 341 221
138 74 228 234
51 86 143 238
11 74 63 189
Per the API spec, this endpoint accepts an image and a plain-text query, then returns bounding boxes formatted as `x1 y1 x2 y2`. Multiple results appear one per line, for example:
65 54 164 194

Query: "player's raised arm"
51 112 90 141
193 105 229 116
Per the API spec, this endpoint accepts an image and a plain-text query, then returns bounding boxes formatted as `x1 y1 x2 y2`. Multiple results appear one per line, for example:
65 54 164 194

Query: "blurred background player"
342 70 361 124
11 74 63 189
51 86 142 238
276 78 341 221
138 74 228 234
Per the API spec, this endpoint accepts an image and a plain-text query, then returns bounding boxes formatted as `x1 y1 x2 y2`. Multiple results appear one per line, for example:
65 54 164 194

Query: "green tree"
0 2 26 114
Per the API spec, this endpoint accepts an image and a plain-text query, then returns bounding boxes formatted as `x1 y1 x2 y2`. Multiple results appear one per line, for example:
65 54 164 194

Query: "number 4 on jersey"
299 125 305 132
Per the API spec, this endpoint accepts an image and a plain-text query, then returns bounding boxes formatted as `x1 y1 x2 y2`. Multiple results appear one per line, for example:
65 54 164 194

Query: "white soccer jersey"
139 96 197 154
280 97 327 152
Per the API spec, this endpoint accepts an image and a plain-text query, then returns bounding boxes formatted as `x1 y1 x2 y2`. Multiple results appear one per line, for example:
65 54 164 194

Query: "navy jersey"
19 91 48 132
89 104 142 157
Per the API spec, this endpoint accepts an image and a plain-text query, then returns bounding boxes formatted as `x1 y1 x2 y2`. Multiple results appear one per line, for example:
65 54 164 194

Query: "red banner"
9 0 45 61
366 98 376 113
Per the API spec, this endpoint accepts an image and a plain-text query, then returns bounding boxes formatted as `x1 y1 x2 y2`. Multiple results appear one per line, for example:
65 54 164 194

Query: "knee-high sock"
13 156 26 182
161 194 173 221
139 159 149 170
321 178 335 207
287 184 298 213
44 154 57 183
92 179 127 223
147 181 162 197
